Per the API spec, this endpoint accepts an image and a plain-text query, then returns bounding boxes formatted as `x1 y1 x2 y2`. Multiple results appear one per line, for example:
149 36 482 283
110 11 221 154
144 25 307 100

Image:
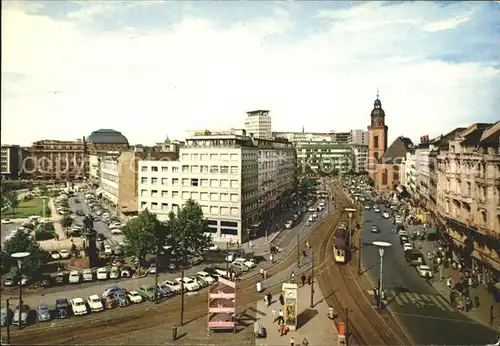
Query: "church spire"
376 88 379 100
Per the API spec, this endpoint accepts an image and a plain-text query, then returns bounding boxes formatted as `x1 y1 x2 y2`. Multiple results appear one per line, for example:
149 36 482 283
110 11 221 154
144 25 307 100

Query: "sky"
2 1 500 146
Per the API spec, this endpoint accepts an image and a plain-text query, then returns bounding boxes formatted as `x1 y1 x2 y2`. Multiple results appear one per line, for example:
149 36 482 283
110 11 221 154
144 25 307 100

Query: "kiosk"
282 283 298 331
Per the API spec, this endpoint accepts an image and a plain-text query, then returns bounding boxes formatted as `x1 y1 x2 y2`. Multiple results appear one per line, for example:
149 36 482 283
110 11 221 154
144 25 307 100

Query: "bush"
39 222 54 232
44 206 51 217
34 230 55 241
23 194 34 201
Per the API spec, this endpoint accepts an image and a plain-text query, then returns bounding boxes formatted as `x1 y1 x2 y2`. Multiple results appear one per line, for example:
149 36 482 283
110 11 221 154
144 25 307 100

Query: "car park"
87 295 104 312
36 303 51 322
13 305 30 326
197 271 216 284
70 298 88 316
97 267 108 280
82 269 93 282
68 271 80 284
137 284 156 301
175 277 200 291
127 291 143 304
416 265 433 278
163 280 182 294
55 299 70 318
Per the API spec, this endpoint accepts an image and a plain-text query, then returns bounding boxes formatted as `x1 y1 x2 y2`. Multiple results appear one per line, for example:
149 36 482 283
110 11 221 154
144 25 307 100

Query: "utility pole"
154 244 160 304
225 242 229 275
180 266 185 326
345 307 349 346
5 298 10 344
310 251 314 308
296 232 300 268
358 232 362 275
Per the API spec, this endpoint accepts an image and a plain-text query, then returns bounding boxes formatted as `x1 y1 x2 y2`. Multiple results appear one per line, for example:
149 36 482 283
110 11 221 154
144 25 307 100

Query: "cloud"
2 1 499 146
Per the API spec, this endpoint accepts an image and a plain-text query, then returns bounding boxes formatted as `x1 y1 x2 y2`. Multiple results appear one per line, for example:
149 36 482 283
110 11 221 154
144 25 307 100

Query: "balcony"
460 194 473 204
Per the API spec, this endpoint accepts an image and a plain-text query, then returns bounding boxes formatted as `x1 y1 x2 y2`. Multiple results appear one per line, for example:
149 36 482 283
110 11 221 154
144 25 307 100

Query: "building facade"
404 151 418 195
272 131 333 142
1 145 28 180
244 110 272 139
85 129 130 154
367 95 388 180
295 141 354 175
137 129 296 243
352 145 369 173
415 142 431 205
26 139 87 181
436 122 500 280
350 130 369 146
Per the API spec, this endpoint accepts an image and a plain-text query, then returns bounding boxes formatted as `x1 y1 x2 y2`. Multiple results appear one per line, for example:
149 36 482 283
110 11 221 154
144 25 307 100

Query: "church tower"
367 91 388 177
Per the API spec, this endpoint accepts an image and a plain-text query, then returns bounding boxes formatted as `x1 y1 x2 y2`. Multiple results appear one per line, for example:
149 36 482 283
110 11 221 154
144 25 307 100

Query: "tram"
333 226 348 264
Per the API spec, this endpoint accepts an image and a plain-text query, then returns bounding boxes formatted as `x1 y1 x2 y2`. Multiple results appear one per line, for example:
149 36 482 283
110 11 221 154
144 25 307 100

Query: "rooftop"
86 129 129 145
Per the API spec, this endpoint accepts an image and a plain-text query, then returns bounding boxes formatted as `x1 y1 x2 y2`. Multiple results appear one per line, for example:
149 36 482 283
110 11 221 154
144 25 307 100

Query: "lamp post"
372 241 391 311
11 252 30 330
345 208 356 248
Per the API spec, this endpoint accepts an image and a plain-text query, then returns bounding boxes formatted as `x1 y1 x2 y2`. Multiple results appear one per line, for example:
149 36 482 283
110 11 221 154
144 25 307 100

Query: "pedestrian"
267 292 272 306
306 241 310 249
272 309 276 321
279 294 284 305
290 336 295 346
278 309 284 324
302 337 309 346
270 253 274 262
446 277 452 288
279 322 285 336
301 274 306 286
260 268 264 278
290 271 295 283
307 274 312 285
264 269 268 279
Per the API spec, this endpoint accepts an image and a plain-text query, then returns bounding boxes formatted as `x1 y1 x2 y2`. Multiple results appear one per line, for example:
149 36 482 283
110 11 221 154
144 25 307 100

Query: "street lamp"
345 208 356 248
11 252 30 330
372 241 391 311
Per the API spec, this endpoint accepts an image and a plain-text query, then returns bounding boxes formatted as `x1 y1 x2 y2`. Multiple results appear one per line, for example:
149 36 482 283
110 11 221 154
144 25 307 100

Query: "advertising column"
282 283 298 331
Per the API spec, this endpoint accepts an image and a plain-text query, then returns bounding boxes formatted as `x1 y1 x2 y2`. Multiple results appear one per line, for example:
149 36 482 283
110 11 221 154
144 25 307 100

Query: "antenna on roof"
376 88 379 99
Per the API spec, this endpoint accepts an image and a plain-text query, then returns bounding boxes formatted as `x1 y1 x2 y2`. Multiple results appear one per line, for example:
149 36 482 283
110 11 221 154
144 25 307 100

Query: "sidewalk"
255 280 339 345
48 198 66 240
410 226 500 330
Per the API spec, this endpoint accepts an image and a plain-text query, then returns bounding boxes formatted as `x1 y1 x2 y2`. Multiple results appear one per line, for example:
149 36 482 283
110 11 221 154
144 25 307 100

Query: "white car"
59 249 70 259
87 295 104 312
18 275 29 286
96 267 108 280
127 291 143 303
416 265 433 278
403 243 413 252
110 222 122 229
398 230 408 236
68 270 81 284
189 275 207 288
163 280 182 293
104 244 113 255
225 252 239 262
109 267 120 279
175 277 200 291
234 258 256 268
374 208 381 213
70 297 88 316
110 228 122 234
383 212 390 219
208 244 219 251
312 213 318 219
82 269 93 282
231 261 249 272
50 251 61 260
196 271 216 285
308 207 316 212
1 219 13 224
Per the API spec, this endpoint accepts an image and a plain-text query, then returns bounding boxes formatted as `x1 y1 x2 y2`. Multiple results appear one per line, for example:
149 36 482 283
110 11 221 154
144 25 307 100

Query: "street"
361 207 498 345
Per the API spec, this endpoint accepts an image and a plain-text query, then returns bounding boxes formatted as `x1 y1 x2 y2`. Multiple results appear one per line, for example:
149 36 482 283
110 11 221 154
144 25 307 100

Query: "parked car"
110 228 122 235
104 244 113 255
70 298 88 316
68 271 80 284
103 295 118 309
163 280 182 294
371 225 381 233
121 267 132 278
109 267 120 279
403 243 413 252
149 263 157 274
87 295 104 312
175 277 200 291
55 299 70 319
39 275 53 288
234 258 256 268
1 308 12 327
382 212 390 219
18 275 29 286
1 219 13 224
50 251 61 260
188 275 208 288
12 305 30 326
55 272 66 285
231 261 249 272
137 284 156 301
36 303 51 322
416 265 433 278
97 267 108 280
116 292 131 307
82 269 93 282
127 290 143 304
4 276 15 287
157 283 172 297
196 271 216 284
102 286 123 298
59 249 70 259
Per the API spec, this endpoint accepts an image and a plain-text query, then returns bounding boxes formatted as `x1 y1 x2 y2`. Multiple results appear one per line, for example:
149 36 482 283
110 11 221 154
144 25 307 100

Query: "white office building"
137 129 296 243
352 145 369 173
244 110 272 139
350 130 369 146
404 151 418 195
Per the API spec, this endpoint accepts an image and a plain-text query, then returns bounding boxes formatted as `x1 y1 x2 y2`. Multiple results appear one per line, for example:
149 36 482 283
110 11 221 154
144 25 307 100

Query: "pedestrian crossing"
367 289 454 312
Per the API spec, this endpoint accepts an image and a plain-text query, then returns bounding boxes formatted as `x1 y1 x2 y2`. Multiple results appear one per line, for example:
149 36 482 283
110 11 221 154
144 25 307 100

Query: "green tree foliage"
300 178 318 188
122 210 166 264
166 199 212 258
1 231 48 278
366 176 375 187
61 216 73 229
39 185 49 197
5 191 20 216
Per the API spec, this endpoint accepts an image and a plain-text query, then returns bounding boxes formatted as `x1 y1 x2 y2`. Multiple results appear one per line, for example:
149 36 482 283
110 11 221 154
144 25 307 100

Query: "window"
151 177 158 184
162 178 168 185
191 153 199 160
161 166 168 172
210 193 218 201
182 154 189 160
191 192 199 200
220 154 229 162
151 166 158 172
220 179 229 188
210 154 218 160
140 189 148 197
182 191 190 200
207 220 218 226
141 166 148 172
230 194 239 202
161 203 168 211
191 165 200 174
210 179 219 187
201 154 209 161
374 136 379 149
191 178 199 187
140 201 147 209
393 166 399 182
172 166 179 173
201 165 208 173
382 169 388 185
201 179 209 187
172 191 179 198
172 178 179 186
161 190 168 197
202 205 210 214
151 190 159 197
220 207 229 215
172 204 179 213
230 166 239 174
210 206 219 214
230 180 239 189
220 193 229 202
230 154 239 161
210 165 219 173
221 228 237 236
221 221 238 228
230 207 239 216
151 202 158 210
201 192 209 201
182 165 189 173
221 165 229 173
182 178 189 187
141 177 147 184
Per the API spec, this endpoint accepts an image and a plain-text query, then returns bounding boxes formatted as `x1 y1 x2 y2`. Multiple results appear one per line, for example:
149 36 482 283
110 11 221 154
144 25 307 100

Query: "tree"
166 199 212 259
367 176 375 187
39 185 49 197
6 191 20 216
61 216 73 229
2 231 49 279
122 210 166 266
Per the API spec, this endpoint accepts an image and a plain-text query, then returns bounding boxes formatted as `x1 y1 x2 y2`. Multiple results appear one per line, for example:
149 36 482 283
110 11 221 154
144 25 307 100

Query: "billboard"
282 283 298 331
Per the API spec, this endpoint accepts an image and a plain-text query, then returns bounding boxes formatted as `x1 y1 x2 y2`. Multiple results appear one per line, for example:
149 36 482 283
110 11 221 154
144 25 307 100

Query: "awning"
426 228 438 235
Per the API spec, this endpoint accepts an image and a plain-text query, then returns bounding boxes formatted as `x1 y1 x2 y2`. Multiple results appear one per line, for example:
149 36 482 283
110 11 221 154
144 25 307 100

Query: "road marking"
398 292 410 304
435 295 455 312
393 293 404 306
405 293 425 308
